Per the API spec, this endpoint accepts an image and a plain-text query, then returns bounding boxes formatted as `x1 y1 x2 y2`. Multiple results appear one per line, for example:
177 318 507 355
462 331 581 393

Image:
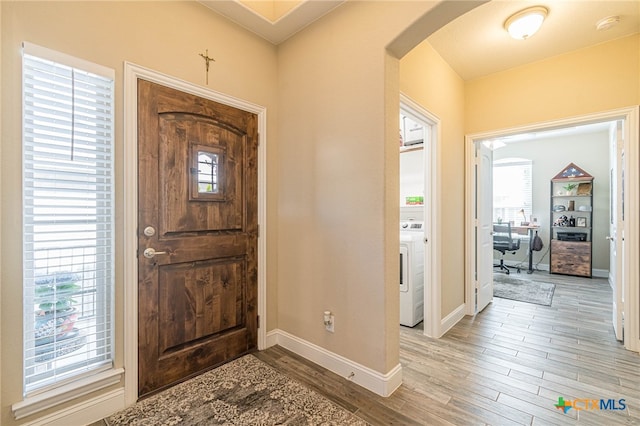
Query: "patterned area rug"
494 274 556 306
106 354 367 425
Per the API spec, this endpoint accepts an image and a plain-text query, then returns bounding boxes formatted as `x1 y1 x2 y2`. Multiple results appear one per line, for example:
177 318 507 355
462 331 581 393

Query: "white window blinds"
22 43 115 393
493 158 533 225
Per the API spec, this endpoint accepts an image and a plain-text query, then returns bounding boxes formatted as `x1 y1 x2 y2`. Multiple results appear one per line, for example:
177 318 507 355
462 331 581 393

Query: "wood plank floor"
256 273 640 425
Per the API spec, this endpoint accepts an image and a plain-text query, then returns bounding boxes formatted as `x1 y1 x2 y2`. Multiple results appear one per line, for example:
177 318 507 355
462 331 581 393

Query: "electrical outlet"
324 310 335 332
325 314 334 332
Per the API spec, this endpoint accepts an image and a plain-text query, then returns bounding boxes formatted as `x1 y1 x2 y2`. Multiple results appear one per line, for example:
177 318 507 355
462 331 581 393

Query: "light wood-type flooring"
256 273 640 425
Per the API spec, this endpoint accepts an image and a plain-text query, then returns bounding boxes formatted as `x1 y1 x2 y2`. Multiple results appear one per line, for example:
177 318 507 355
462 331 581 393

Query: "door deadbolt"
143 226 156 237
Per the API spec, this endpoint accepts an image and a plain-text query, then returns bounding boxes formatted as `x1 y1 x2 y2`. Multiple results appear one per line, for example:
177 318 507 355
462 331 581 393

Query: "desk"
512 225 541 274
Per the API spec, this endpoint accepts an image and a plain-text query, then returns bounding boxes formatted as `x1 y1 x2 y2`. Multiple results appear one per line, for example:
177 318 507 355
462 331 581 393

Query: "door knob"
606 236 614 241
143 248 167 259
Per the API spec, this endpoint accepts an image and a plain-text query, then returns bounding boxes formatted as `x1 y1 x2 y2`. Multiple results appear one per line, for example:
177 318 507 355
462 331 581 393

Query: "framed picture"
576 217 587 227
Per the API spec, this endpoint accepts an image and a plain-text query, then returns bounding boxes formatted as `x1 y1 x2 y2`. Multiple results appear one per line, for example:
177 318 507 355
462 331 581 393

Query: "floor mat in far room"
493 274 556 306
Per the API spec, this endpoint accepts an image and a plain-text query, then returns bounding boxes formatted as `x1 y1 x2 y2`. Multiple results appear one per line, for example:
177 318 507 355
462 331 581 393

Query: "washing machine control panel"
400 221 424 231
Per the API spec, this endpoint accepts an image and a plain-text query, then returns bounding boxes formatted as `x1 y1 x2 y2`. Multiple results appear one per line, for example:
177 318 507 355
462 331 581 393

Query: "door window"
190 144 225 201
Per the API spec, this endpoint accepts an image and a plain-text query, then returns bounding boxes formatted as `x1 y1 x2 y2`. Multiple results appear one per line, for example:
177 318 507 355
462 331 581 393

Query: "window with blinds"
493 158 533 225
22 43 115 394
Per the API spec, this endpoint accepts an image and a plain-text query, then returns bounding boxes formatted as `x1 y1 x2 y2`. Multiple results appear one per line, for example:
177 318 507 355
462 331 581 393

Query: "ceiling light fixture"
504 6 548 40
596 15 620 31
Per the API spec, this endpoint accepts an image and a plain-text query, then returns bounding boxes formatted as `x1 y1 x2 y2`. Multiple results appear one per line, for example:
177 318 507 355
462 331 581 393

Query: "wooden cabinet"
549 163 593 277
550 240 592 277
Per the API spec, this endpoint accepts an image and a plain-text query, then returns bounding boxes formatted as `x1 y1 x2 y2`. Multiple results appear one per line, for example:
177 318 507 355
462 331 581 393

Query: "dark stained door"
137 79 258 397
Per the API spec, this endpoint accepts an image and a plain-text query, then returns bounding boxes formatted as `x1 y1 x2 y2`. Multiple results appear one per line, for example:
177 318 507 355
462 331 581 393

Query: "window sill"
12 368 124 420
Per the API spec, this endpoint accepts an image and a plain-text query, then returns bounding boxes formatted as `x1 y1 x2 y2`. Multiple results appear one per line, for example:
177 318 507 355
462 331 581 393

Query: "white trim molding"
399 93 442 339
464 133 478 316
440 304 466 337
19 389 125 426
123 62 268 405
464 106 640 352
265 329 280 348
269 329 402 397
12 369 124 421
623 106 640 352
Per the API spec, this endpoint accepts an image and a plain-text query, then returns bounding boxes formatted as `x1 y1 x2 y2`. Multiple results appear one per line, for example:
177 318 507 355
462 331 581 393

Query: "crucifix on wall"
199 49 215 85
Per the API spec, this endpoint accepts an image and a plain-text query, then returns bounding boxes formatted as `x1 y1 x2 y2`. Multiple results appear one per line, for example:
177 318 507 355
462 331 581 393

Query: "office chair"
493 223 521 274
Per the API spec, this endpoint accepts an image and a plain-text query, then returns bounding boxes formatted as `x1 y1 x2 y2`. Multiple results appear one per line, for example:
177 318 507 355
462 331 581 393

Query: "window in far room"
493 158 532 225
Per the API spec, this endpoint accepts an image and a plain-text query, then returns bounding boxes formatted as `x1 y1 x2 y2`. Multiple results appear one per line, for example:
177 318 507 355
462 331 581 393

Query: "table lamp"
519 209 529 226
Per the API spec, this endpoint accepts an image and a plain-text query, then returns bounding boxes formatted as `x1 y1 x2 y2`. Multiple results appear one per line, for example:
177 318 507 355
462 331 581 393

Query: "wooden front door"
137 80 258 397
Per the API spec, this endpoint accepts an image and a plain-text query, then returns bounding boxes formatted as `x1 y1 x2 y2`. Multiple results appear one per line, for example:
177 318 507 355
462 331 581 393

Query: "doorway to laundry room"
399 94 441 338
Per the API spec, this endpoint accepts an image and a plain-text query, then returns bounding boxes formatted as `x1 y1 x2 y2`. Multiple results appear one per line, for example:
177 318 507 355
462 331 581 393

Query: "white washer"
400 221 424 327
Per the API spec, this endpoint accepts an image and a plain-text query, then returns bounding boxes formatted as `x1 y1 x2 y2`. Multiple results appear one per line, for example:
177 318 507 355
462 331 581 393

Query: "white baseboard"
592 268 608 278
440 303 465 337
533 262 549 272
266 328 279 348
21 389 125 426
266 329 402 397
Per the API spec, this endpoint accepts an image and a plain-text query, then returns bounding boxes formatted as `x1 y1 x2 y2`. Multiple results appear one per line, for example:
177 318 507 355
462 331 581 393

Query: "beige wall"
399 40 466 317
1 2 277 424
1 0 481 421
397 35 639 317
275 0 473 374
465 34 640 134
7 1 635 424
465 34 638 278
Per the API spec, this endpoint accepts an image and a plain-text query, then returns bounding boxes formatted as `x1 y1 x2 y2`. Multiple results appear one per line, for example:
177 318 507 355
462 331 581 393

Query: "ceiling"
428 0 640 80
200 0 639 80
198 0 345 44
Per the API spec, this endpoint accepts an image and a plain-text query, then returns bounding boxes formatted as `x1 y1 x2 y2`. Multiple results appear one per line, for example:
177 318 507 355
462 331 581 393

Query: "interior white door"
476 141 494 312
400 97 439 337
610 121 624 341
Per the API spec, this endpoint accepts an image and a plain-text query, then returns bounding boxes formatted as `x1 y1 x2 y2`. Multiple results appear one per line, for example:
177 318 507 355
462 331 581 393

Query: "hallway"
259 273 640 424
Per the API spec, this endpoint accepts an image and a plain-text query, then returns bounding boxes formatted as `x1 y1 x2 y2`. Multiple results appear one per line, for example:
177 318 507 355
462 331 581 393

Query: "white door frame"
609 122 624 340
123 62 268 405
465 107 639 353
474 140 494 314
400 93 442 337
